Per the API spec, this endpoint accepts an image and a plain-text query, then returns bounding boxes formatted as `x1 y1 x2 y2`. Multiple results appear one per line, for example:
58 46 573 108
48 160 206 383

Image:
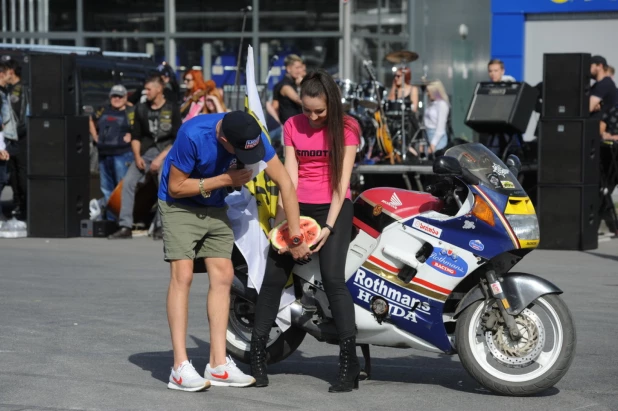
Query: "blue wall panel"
490 14 525 80
493 0 618 14
491 0 618 82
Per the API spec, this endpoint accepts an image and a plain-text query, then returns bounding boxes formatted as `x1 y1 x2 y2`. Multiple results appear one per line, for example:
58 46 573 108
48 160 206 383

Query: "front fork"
483 267 522 341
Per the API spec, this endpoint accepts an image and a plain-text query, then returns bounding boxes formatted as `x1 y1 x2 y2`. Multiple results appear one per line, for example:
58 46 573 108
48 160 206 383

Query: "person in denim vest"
89 85 135 204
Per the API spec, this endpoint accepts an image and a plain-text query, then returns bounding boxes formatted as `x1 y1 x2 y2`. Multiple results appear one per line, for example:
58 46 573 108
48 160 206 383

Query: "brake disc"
485 308 546 367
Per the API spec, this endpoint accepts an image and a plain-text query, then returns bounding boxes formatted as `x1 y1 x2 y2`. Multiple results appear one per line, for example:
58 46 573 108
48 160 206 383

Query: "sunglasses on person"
110 95 125 99
184 77 194 83
394 74 402 79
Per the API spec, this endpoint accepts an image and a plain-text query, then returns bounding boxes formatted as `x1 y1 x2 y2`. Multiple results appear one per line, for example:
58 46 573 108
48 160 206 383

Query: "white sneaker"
167 360 210 392
205 356 256 387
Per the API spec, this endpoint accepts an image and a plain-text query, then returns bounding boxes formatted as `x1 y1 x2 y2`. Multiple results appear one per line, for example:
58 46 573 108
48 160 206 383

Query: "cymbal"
385 50 419 64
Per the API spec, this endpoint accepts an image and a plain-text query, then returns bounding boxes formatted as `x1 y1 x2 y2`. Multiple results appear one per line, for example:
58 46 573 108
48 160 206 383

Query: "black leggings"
253 200 356 340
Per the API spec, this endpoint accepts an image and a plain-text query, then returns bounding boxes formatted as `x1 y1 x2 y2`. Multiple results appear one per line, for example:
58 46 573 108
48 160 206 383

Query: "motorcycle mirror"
433 156 463 176
505 154 522 176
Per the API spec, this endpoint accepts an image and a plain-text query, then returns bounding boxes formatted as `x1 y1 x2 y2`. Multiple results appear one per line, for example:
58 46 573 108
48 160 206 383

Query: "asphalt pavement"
0 236 617 411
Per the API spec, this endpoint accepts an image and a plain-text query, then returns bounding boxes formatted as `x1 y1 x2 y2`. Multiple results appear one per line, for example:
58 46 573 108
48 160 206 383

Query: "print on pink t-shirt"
284 115 360 204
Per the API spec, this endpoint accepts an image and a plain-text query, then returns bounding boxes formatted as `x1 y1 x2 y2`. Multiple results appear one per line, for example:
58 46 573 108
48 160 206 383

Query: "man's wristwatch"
199 178 211 198
289 233 305 248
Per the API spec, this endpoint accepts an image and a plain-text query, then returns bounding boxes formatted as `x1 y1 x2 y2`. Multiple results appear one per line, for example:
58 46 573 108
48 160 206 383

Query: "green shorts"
158 199 234 261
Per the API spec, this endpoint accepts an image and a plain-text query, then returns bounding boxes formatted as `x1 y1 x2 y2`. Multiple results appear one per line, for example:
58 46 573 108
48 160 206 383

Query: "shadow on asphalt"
585 251 618 263
267 349 560 397
128 335 219 383
129 338 559 397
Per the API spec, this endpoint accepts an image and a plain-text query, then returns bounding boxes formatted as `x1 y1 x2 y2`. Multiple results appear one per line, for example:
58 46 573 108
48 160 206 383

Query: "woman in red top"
251 69 361 393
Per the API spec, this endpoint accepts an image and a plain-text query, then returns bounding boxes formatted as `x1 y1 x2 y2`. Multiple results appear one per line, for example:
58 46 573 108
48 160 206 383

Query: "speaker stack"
27 54 90 238
538 53 599 250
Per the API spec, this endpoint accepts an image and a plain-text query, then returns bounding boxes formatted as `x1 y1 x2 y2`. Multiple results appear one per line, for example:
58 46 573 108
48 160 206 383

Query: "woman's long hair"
183 69 208 96
300 69 359 194
426 80 449 104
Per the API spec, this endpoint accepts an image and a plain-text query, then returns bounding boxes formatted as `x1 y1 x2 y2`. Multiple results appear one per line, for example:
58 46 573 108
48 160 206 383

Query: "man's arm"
590 80 611 112
590 95 602 113
131 107 145 169
88 116 98 143
266 100 281 125
167 164 252 198
280 85 302 106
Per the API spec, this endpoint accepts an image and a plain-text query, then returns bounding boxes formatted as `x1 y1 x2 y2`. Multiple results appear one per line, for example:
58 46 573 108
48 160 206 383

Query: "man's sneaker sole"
167 380 211 392
207 378 256 388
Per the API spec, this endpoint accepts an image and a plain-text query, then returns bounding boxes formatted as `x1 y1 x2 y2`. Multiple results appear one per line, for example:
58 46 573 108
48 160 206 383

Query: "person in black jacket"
2 59 28 221
109 76 181 240
89 85 135 203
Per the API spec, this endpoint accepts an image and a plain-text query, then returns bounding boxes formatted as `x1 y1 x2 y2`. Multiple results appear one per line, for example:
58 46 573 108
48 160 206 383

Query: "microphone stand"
234 5 252 111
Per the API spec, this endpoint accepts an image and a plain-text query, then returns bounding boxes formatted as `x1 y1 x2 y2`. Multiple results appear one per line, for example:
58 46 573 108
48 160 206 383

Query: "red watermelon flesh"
270 217 322 249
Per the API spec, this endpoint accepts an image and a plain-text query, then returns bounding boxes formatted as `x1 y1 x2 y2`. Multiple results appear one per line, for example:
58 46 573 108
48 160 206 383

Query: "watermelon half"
269 216 322 250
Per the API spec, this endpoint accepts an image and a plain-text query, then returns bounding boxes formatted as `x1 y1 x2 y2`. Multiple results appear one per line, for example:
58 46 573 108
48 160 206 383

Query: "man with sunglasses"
89 85 136 204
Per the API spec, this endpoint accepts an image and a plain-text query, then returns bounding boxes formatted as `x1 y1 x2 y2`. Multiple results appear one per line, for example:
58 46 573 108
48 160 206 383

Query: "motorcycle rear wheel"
225 265 306 365
456 294 576 396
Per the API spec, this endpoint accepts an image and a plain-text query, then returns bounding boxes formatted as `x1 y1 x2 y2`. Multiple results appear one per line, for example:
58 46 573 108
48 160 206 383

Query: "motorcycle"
226 143 576 396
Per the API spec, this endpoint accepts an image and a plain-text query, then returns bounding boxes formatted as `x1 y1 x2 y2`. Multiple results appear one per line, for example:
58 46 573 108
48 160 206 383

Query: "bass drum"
356 81 386 111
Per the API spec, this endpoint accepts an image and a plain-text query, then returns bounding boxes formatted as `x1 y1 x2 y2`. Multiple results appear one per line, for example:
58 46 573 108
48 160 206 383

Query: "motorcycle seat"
357 188 442 220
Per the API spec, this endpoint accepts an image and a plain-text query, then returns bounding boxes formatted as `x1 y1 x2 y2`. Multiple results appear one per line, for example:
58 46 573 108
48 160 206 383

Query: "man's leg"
113 151 134 187
99 156 115 203
15 137 27 216
204 257 234 368
117 162 144 229
167 259 194 369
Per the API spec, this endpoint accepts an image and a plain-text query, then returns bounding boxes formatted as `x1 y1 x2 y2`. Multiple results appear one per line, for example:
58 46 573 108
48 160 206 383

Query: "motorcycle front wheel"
456 294 576 396
225 264 306 365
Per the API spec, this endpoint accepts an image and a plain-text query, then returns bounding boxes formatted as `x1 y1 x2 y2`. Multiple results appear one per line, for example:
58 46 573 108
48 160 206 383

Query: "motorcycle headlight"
505 214 540 248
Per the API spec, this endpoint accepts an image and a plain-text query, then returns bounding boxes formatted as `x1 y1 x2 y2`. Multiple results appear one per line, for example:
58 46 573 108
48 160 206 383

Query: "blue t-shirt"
158 113 276 208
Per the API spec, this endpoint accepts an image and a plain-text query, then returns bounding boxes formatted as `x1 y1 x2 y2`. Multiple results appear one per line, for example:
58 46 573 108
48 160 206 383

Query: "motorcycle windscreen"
444 143 527 198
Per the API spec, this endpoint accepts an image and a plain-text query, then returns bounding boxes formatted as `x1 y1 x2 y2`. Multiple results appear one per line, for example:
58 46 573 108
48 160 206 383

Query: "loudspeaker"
538 118 600 185
28 116 89 177
537 184 599 250
27 176 90 238
542 53 591 118
465 82 538 134
29 54 77 116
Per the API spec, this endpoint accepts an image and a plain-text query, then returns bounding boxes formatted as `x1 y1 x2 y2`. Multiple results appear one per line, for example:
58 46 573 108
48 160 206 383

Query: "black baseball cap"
221 111 265 165
591 55 608 67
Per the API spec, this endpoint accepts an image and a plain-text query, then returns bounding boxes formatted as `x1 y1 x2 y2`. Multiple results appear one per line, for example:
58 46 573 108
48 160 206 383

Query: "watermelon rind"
269 216 321 250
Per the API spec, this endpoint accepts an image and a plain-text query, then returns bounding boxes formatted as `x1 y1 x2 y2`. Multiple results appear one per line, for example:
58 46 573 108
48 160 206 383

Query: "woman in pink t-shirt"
251 69 361 393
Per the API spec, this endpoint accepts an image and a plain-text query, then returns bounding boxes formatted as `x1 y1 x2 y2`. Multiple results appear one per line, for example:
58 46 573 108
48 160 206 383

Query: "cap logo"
244 135 260 149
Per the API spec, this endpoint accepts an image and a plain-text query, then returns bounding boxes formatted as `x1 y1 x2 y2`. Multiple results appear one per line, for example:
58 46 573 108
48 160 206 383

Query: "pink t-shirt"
284 114 361 204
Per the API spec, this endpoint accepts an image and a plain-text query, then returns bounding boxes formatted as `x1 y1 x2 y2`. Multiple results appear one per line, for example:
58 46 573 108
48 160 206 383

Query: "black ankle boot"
250 335 269 387
329 336 360 393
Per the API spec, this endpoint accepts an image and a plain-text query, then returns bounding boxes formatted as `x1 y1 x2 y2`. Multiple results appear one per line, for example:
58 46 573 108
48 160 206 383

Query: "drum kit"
337 50 429 165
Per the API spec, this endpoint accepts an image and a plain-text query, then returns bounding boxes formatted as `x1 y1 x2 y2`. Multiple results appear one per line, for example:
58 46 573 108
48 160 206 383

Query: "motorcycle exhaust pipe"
289 301 339 342
231 274 258 303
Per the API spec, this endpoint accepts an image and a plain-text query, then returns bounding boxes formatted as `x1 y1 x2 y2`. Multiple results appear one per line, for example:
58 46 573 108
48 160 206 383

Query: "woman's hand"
0 150 9 161
310 226 332 253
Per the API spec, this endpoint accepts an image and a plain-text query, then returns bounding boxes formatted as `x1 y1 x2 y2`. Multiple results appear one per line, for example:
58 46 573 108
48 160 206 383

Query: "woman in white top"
423 81 450 152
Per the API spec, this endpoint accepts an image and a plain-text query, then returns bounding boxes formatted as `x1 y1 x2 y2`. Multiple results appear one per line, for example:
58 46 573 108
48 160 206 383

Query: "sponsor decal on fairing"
469 239 484 252
411 219 442 238
425 248 468 277
381 192 403 209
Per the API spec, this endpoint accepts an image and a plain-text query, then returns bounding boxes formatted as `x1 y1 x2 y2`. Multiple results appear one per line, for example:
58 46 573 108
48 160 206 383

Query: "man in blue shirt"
158 111 311 391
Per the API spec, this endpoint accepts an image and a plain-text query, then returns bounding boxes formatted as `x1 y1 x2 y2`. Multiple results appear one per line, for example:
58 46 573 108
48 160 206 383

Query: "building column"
165 0 177 68
342 0 352 80
76 0 84 46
